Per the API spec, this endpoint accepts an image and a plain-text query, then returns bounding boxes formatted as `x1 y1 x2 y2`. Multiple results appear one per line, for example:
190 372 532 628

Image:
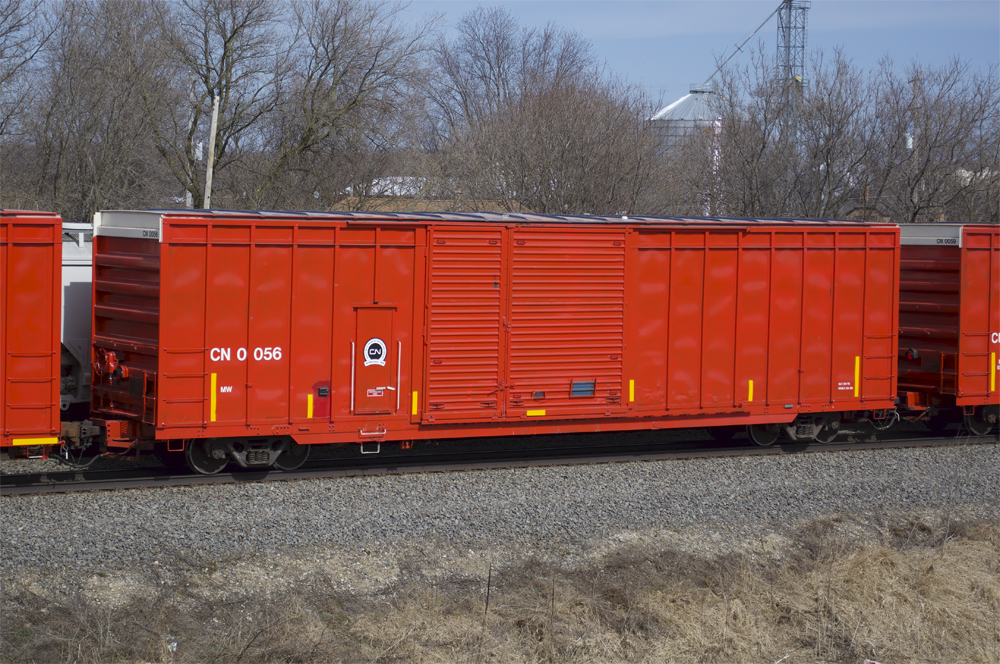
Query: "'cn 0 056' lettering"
209 347 281 362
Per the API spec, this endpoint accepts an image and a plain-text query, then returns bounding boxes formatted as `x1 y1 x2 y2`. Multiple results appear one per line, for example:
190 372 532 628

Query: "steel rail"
2 433 996 496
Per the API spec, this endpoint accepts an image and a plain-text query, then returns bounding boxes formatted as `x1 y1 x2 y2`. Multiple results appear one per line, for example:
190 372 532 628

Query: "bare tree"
707 48 801 217
0 0 52 136
233 0 437 208
3 0 170 218
431 7 657 214
432 6 593 135
0 0 53 207
652 47 999 224
132 0 287 208
5 2 996 222
863 58 1000 223
946 102 1000 224
449 80 654 214
789 50 878 219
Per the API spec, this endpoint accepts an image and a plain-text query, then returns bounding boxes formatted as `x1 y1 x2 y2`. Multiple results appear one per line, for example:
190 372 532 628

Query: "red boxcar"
1 210 62 449
898 223 999 435
89 211 900 471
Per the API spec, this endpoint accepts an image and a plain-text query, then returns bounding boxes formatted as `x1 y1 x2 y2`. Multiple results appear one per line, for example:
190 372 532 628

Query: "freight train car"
87 210 902 473
61 221 94 417
1 210 62 452
897 223 999 435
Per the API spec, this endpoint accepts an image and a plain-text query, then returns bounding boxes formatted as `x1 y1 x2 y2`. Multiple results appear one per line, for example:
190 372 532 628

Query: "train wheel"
964 408 997 437
813 416 842 443
274 440 309 471
185 440 228 475
747 423 780 447
814 426 839 443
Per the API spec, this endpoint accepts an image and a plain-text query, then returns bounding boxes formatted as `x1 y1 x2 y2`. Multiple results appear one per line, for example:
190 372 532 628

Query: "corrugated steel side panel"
1 217 5 440
164 220 335 431
326 225 419 424
424 227 504 421
957 226 999 404
630 227 898 417
1 211 61 446
247 232 293 425
1 218 4 439
700 232 739 409
861 230 900 402
203 225 252 427
159 228 209 427
507 228 625 417
288 225 336 424
137 217 420 438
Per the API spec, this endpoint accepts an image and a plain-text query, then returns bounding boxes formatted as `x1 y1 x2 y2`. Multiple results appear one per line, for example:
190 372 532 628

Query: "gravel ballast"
2 441 997 595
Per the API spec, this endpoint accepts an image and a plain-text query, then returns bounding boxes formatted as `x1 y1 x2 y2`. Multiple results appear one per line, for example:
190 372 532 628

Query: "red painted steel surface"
898 224 999 407
628 227 898 418
425 226 503 420
1 210 62 447
507 228 626 419
89 233 160 440
90 211 900 446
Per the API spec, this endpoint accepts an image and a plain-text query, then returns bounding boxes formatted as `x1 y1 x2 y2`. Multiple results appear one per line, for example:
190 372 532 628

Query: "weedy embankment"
2 515 998 663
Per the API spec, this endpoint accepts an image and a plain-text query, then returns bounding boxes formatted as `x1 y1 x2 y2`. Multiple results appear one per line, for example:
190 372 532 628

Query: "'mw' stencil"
219 386 233 393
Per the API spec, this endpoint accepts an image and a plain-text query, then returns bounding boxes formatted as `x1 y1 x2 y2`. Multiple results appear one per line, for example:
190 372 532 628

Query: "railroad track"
3 430 995 496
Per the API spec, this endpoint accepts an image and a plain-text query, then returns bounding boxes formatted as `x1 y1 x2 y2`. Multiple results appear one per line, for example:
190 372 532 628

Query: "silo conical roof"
650 86 721 122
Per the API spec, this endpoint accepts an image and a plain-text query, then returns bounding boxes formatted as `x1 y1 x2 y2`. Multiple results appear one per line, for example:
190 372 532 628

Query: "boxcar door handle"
350 341 356 414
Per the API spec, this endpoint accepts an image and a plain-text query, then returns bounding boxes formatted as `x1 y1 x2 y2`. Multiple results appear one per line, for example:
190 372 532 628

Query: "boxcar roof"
95 208 897 239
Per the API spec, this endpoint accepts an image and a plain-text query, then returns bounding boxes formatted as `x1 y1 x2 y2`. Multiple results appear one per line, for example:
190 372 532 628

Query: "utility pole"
185 75 197 209
907 74 922 220
203 94 220 210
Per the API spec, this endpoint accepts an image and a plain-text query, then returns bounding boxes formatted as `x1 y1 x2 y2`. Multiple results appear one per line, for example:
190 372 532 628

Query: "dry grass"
2 515 998 663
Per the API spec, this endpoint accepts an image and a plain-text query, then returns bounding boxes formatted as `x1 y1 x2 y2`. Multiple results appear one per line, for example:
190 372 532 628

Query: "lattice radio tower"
777 0 810 93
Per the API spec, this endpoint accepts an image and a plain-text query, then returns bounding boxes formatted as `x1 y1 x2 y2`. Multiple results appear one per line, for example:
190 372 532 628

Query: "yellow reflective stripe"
526 410 546 417
991 351 996 392
629 379 634 403
854 357 860 397
11 437 58 446
307 393 314 419
210 373 217 422
748 379 754 402
412 391 419 416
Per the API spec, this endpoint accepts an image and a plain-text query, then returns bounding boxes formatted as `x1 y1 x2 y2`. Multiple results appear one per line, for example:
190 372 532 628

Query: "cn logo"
363 338 387 366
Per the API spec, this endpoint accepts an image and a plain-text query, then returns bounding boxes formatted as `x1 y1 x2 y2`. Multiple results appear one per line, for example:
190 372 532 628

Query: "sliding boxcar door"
506 228 626 419
423 227 505 422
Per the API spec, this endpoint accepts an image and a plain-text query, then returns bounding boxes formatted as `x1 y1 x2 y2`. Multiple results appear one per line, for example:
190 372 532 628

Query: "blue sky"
405 1 1000 108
